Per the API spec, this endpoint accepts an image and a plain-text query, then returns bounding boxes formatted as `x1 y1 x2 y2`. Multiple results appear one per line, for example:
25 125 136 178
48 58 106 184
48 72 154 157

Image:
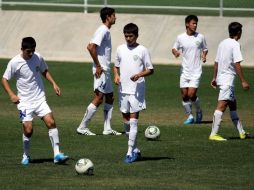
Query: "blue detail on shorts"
19 110 26 120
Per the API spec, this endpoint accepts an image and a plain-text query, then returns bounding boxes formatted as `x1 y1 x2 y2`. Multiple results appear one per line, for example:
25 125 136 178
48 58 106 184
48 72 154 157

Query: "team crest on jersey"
36 66 40 72
133 55 139 61
195 41 201 47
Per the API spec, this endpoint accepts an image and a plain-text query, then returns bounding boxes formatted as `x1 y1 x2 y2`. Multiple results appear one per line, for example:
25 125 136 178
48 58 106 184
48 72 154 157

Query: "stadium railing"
1 0 254 17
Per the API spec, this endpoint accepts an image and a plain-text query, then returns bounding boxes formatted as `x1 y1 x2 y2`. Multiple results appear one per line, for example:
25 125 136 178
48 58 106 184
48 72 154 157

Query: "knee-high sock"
127 118 138 156
210 110 223 136
123 121 130 137
48 128 60 157
182 101 193 118
22 134 30 158
192 97 202 112
104 103 113 131
230 111 245 134
78 103 97 129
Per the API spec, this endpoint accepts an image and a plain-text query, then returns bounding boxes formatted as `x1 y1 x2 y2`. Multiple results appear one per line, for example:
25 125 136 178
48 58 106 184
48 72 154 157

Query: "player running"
172 15 208 125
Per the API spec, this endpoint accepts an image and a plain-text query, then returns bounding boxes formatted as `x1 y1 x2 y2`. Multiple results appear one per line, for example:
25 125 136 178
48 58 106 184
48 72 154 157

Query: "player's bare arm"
172 48 180 58
211 62 218 89
1 78 20 104
42 70 61 96
201 50 208 63
87 43 103 78
234 62 250 91
113 66 120 85
130 69 154 82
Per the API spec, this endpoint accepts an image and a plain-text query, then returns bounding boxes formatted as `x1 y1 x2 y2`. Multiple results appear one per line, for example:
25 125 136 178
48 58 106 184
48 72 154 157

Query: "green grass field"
2 0 254 17
0 59 254 190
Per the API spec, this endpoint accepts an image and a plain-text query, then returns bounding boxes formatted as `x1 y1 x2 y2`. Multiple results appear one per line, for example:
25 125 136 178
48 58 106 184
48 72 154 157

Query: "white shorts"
218 85 235 101
119 93 146 113
180 75 200 88
94 72 113 94
17 100 52 122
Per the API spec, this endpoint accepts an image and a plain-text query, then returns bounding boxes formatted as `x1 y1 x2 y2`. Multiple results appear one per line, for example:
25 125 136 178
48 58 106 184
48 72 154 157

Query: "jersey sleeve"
143 48 153 69
3 60 15 80
90 27 106 46
172 36 180 50
38 55 48 73
233 43 243 64
115 46 121 67
201 35 208 51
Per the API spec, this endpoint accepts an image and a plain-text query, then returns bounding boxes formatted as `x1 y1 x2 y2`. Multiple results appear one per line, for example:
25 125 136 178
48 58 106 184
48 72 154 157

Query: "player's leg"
37 101 68 164
209 100 227 141
181 88 194 124
228 100 252 139
77 90 104 135
18 104 34 165
189 77 202 123
42 113 69 164
21 121 33 165
103 92 121 135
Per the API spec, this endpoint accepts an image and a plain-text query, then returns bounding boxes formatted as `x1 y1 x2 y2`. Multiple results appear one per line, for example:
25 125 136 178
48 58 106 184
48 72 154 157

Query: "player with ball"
114 23 154 163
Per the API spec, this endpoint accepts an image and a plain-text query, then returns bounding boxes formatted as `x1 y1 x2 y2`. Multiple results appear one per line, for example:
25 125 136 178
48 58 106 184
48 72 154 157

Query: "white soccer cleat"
103 129 122 135
77 128 96 136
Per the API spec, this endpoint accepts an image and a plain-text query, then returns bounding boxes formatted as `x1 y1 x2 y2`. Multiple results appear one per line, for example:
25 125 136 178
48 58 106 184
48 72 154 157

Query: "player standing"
172 15 208 125
114 23 154 163
77 7 121 136
209 22 252 141
2 37 69 165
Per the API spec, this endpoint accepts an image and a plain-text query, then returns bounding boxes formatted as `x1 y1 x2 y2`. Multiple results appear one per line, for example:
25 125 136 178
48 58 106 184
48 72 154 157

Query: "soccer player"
209 22 252 141
114 23 154 163
76 7 121 136
2 37 69 165
172 15 208 125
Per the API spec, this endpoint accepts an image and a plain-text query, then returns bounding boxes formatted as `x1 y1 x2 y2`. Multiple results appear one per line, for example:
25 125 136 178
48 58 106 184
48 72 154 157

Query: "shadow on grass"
228 136 254 140
137 156 174 162
30 157 73 165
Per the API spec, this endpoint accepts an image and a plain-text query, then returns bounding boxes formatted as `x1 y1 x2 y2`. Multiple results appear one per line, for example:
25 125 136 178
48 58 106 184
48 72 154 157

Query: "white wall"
0 11 253 66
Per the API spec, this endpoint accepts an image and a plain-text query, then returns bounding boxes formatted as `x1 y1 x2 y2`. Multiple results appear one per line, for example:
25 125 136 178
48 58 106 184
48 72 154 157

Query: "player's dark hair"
185 15 198 24
228 22 242 38
21 37 36 50
123 23 139 36
100 7 115 23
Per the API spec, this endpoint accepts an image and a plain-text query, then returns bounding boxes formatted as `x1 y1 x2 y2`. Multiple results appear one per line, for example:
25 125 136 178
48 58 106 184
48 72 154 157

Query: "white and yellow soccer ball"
75 158 94 175
145 125 160 140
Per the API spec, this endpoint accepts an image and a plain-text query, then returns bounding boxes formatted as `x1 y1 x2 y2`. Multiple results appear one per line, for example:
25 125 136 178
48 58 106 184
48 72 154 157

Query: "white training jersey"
173 32 208 79
115 44 153 94
90 24 112 73
215 38 243 86
3 52 48 104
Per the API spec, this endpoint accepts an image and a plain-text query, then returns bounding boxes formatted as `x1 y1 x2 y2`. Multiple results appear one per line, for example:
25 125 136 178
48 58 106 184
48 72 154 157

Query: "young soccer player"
2 37 69 165
76 7 121 136
209 22 252 141
114 23 154 163
172 15 208 125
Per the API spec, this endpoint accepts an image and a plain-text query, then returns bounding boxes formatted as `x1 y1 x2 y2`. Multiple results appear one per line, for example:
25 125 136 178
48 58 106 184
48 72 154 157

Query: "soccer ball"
75 158 94 175
145 125 160 140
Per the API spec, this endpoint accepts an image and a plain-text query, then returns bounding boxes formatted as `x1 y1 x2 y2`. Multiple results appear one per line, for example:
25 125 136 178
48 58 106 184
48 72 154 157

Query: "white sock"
192 97 202 112
123 121 130 137
48 128 60 157
78 103 97 130
127 118 138 156
22 134 30 158
182 101 193 118
230 111 245 134
210 110 223 136
103 103 113 131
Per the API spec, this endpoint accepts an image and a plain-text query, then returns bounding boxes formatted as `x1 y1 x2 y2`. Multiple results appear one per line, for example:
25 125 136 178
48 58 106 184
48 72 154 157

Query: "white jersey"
3 52 48 104
115 44 153 95
90 24 112 73
215 38 243 87
173 32 208 79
